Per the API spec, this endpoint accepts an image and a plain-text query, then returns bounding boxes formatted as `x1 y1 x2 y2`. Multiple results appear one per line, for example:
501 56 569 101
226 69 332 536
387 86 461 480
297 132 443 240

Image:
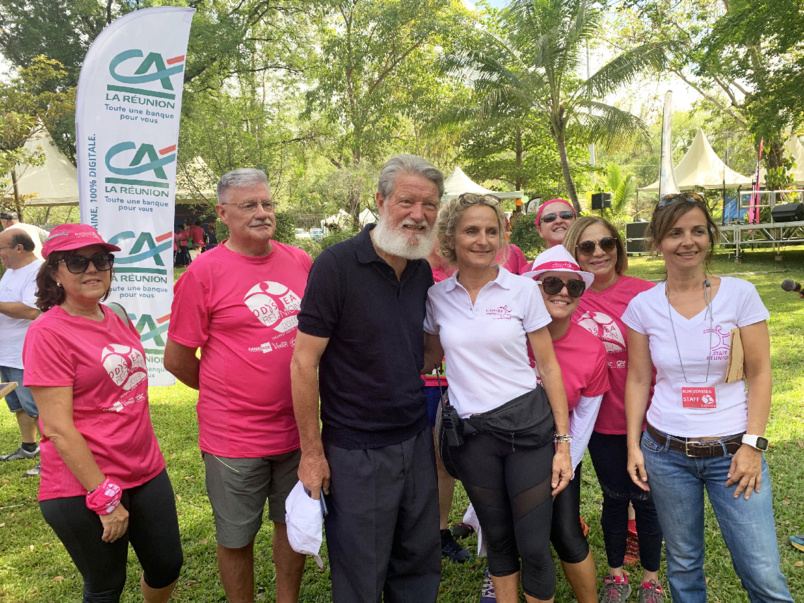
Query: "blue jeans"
0 366 38 417
642 427 793 603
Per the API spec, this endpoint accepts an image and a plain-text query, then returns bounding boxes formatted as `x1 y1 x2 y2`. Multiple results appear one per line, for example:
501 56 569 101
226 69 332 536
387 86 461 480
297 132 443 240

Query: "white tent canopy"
759 135 804 187
358 207 377 226
442 167 524 200
4 127 79 207
640 128 752 192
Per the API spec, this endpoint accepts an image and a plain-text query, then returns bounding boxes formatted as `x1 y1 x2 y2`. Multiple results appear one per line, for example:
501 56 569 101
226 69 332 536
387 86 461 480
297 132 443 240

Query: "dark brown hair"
646 198 720 264
35 251 113 312
563 216 628 275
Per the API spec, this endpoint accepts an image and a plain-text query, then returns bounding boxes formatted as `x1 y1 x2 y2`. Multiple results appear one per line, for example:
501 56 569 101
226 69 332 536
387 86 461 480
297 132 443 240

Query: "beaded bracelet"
86 477 122 515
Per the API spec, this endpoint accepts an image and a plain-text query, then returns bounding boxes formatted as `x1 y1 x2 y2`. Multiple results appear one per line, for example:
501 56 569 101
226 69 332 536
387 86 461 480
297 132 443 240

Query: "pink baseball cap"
534 199 576 225
42 224 121 258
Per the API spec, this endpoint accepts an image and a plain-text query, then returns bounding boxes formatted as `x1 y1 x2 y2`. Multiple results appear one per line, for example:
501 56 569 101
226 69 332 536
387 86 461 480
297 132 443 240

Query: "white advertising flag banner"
77 7 195 385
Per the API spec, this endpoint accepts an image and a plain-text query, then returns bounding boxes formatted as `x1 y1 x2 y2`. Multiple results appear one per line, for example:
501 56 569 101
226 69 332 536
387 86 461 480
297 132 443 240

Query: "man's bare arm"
163 338 200 390
290 331 331 498
0 302 39 320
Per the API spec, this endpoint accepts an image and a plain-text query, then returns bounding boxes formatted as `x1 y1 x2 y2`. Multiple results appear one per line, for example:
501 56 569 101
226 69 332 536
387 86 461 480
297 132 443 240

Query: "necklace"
666 279 713 384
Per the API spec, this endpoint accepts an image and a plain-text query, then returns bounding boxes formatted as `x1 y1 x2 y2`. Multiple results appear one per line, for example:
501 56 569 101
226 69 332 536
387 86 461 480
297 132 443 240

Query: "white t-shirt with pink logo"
23 305 164 501
573 275 655 434
169 241 312 457
424 268 552 418
622 277 769 437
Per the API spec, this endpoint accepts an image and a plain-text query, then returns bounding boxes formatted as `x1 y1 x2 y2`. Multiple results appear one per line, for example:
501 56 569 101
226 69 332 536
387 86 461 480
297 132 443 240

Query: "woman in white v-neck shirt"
623 193 792 603
424 193 571 603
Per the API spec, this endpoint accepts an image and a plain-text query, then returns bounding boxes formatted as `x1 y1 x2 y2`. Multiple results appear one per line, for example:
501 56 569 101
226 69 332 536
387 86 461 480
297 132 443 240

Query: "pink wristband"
85 477 122 515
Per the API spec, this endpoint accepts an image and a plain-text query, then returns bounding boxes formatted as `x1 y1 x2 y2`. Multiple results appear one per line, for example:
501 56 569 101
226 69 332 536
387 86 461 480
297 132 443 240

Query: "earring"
56 282 62 288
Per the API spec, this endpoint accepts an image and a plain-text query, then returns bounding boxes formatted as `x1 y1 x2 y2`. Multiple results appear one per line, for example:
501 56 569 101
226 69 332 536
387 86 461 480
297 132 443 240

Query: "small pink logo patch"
486 305 512 320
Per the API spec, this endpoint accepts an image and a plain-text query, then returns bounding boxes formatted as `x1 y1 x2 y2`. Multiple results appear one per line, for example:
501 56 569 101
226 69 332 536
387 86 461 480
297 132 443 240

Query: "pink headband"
534 199 575 226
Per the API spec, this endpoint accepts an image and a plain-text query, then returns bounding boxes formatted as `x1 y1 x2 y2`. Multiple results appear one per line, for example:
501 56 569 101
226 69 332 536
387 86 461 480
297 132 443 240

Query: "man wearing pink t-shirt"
165 168 311 603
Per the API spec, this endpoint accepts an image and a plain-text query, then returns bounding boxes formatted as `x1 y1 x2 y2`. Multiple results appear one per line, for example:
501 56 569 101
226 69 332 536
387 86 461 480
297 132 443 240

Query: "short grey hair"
0 210 18 221
217 168 270 204
377 154 444 200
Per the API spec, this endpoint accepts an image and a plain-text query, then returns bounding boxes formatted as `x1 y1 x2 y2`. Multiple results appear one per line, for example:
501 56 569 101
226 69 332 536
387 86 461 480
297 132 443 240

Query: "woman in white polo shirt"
424 193 572 603
624 193 792 603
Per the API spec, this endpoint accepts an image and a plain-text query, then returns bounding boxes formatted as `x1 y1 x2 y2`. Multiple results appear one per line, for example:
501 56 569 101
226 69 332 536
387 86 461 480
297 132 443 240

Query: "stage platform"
719 220 804 258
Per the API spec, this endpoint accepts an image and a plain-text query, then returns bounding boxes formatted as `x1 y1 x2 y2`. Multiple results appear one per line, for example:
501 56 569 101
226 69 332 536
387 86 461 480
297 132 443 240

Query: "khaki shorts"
203 449 301 548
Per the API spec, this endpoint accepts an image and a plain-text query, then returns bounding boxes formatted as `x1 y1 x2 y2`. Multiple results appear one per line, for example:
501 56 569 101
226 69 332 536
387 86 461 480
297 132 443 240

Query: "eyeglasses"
539 210 575 224
457 193 500 205
657 192 706 208
576 237 618 256
59 253 115 274
221 200 275 213
539 276 586 298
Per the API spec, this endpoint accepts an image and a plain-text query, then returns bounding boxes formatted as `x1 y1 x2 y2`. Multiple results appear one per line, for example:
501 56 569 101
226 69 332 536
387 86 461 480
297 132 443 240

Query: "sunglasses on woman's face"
60 253 115 274
576 237 617 256
539 210 575 224
657 192 706 208
539 276 586 298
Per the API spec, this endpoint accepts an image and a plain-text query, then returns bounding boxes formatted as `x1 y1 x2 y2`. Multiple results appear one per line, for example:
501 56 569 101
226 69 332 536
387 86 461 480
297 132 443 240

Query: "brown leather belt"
646 424 744 458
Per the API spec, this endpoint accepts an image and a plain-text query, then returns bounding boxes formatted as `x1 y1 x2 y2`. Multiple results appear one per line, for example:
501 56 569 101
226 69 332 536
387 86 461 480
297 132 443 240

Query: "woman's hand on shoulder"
99 503 129 543
551 445 572 496
726 445 762 499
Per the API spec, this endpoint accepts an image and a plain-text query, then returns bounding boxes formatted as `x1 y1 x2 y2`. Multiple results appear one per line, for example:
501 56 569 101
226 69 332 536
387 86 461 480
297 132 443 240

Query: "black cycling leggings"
451 432 555 600
550 461 590 563
40 469 183 603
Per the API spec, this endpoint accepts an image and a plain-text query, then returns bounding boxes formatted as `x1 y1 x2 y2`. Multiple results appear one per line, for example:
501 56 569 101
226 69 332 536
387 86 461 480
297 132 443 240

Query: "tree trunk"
11 168 24 222
515 131 523 190
554 133 580 213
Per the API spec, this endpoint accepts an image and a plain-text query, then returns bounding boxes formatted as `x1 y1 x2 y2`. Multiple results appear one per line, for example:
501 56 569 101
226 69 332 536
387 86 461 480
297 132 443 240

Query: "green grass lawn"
1 247 803 601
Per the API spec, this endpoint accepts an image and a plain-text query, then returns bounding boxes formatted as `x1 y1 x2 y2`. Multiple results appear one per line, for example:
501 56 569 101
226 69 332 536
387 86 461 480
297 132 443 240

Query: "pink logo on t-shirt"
243 281 303 334
486 305 512 320
577 311 626 354
101 344 147 391
704 324 730 361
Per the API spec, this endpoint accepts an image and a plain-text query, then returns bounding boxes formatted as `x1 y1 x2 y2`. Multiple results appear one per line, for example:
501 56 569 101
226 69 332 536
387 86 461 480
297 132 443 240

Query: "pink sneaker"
600 574 631 603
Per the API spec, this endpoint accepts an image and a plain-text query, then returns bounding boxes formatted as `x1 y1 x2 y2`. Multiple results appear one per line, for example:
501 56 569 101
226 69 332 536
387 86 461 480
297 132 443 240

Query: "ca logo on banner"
107 50 186 101
105 141 176 192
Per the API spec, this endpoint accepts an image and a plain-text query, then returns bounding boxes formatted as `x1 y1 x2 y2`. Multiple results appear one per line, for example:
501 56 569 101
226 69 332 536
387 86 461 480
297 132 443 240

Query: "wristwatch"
741 434 769 451
554 434 573 444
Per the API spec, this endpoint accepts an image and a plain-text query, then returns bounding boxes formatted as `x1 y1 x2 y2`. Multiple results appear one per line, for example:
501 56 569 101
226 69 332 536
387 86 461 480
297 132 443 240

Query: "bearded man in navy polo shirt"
291 154 443 602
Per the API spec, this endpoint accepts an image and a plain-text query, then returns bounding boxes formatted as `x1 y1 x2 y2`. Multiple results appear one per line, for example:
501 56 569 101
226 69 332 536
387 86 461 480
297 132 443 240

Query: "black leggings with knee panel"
452 432 555 600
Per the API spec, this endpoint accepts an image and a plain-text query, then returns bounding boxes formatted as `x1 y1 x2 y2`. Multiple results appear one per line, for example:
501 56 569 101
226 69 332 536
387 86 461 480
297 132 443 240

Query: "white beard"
372 215 435 260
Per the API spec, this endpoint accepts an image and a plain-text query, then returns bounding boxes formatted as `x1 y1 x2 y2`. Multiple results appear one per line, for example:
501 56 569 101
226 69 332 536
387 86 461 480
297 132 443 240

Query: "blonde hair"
436 193 507 267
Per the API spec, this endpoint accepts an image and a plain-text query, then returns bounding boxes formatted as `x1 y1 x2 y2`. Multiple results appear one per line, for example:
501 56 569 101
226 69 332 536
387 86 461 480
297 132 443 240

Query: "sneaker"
624 518 640 565
0 445 39 461
452 521 475 540
442 529 471 563
22 462 41 478
638 580 665 603
600 574 632 603
480 569 497 602
789 534 804 552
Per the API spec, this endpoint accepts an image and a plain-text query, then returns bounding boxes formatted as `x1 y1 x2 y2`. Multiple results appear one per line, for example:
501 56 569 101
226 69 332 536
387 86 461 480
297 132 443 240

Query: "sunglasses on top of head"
538 276 586 298
657 192 706 208
576 237 617 256
59 253 115 274
539 210 575 224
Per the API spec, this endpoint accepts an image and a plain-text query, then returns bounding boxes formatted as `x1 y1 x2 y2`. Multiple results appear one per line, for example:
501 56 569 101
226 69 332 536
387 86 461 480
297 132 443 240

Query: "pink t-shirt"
169 241 312 457
503 244 529 275
23 306 165 502
535 323 609 411
572 275 655 434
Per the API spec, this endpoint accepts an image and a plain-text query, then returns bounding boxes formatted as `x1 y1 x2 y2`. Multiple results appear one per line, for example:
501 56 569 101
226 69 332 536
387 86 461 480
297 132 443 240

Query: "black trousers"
323 428 441 603
588 431 663 571
40 469 183 603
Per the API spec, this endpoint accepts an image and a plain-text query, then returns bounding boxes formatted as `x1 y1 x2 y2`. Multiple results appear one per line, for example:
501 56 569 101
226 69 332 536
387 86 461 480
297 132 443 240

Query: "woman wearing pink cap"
534 199 577 249
424 193 572 603
563 217 664 603
524 245 609 603
22 224 182 603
